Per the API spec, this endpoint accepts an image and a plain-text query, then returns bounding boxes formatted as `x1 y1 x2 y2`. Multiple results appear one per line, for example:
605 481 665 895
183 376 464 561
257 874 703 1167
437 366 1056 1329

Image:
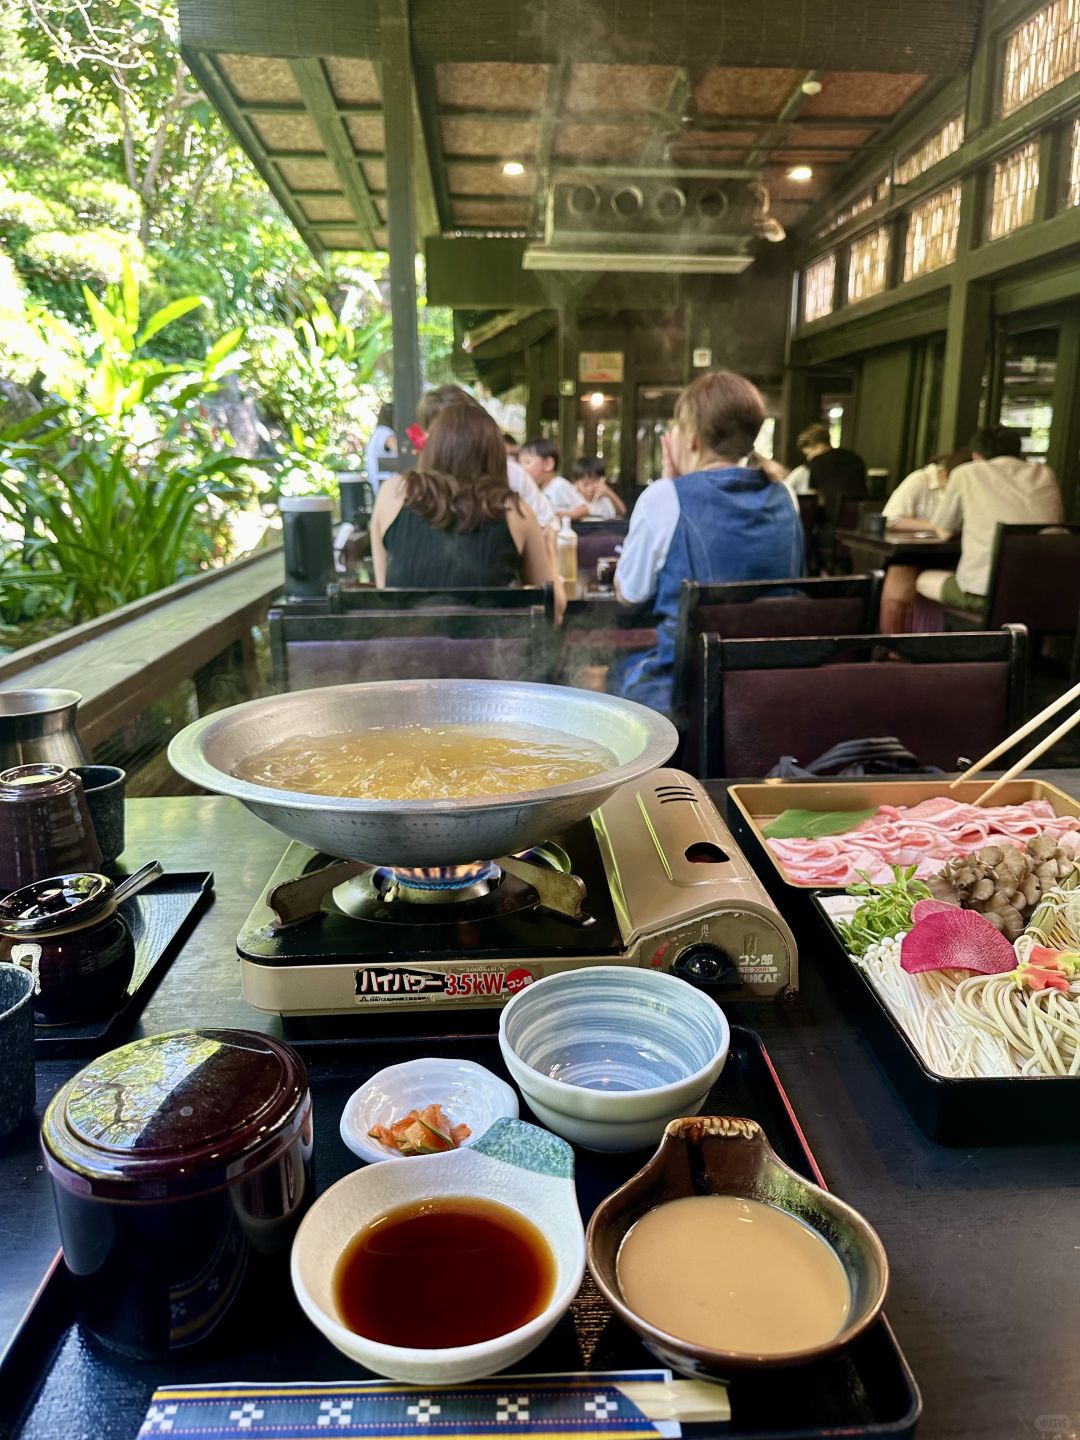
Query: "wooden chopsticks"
951 677 1080 807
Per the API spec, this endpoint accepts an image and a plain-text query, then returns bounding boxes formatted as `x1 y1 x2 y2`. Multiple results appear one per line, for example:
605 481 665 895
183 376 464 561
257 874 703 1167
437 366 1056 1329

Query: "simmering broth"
233 723 617 801
333 1197 554 1347
616 1195 851 1354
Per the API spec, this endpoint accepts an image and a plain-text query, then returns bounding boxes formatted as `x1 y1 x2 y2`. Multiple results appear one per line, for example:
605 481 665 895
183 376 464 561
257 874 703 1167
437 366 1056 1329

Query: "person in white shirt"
876 448 971 631
364 403 397 494
915 427 1064 611
572 455 627 519
520 438 590 518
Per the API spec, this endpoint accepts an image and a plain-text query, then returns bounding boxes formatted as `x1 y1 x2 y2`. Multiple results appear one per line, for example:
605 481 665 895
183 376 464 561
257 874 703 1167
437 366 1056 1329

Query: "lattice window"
802 254 836 322
988 141 1040 240
895 114 966 186
1068 116 1080 206
903 183 962 280
1002 0 1080 116
816 190 875 238
846 227 891 303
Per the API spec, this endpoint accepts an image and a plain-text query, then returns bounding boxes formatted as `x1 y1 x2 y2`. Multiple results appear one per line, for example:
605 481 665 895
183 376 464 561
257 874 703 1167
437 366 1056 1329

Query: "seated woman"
370 404 555 597
877 448 970 631
610 370 804 717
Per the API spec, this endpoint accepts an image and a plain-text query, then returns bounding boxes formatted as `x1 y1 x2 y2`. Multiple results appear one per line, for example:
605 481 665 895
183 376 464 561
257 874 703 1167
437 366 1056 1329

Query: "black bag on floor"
767 737 943 779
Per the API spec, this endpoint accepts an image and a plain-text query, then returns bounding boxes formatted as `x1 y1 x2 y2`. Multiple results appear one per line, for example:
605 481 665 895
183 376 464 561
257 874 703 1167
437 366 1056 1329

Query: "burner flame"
380 860 500 894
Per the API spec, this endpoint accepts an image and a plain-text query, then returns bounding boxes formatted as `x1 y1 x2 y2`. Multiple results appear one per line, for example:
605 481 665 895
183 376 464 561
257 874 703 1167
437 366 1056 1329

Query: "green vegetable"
837 865 933 957
762 807 878 840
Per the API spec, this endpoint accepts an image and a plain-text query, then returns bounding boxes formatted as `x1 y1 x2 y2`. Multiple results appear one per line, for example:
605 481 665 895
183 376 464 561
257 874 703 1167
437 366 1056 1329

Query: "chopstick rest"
135 1371 730 1439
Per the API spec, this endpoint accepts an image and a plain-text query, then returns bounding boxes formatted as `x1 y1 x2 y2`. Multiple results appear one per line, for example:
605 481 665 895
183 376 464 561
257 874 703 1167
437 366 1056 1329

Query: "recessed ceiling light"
787 165 814 182
502 161 526 176
801 79 823 95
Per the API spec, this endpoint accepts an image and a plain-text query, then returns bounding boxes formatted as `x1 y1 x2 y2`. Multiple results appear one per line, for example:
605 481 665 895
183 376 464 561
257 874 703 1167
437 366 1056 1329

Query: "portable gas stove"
237 769 797 1015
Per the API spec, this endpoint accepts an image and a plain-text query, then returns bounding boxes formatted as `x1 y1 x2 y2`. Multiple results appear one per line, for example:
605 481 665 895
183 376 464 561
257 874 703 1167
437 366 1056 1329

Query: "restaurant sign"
578 351 624 383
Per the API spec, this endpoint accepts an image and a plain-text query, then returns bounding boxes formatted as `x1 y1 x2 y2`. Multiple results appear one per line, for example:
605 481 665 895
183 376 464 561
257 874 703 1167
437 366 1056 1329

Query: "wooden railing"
0 546 284 755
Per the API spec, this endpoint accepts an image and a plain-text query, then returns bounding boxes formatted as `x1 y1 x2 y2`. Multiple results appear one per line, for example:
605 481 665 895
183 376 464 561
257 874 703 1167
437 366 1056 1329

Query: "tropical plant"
0 270 263 623
0 412 256 618
247 292 390 490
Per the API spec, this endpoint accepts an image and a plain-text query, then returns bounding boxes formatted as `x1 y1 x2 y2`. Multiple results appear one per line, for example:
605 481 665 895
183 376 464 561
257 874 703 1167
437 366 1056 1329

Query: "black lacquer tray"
31 871 214 1058
0 1027 920 1440
808 894 1080 1145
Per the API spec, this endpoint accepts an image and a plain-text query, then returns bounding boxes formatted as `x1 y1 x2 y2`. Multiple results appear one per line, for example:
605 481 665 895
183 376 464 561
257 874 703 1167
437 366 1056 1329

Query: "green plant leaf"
136 294 208 346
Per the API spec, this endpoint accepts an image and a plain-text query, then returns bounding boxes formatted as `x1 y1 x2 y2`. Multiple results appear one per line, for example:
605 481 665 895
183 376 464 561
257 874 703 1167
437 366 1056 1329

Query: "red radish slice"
901 909 1016 974
911 898 960 924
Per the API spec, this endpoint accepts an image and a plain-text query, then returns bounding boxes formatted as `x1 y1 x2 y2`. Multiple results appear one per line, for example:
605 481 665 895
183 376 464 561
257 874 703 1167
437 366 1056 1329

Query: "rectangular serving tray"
807 894 1080 1146
0 1027 920 1440
727 779 1080 892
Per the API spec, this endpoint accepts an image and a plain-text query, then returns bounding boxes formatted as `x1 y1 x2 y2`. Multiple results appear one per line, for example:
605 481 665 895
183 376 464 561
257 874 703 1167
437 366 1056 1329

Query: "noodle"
854 936 1080 1078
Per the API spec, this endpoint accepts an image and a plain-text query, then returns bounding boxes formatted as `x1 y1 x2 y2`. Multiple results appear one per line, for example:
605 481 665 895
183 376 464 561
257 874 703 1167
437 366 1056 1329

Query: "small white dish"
340 1056 519 1164
292 1117 585 1383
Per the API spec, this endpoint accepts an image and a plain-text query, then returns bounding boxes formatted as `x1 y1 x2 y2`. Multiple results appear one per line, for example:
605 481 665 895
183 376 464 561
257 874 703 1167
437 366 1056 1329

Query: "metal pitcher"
0 690 89 772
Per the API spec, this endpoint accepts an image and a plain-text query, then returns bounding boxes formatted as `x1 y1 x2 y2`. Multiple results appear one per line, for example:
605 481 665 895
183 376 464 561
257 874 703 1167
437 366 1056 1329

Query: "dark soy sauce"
333 1196 555 1348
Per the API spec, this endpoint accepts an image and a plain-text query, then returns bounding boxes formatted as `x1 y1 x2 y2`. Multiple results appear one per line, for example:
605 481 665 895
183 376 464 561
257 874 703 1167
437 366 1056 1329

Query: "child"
520 438 588 518
572 456 627 518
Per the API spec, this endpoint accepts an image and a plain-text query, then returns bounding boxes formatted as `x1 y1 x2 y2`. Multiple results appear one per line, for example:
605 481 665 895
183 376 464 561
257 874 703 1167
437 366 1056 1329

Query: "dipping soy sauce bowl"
586 1115 889 1377
292 1117 584 1384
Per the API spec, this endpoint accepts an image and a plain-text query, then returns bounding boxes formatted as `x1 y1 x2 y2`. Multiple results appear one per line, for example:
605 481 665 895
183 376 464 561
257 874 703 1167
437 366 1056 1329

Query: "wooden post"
619 351 637 486
558 310 579 470
937 168 991 451
380 0 421 451
524 343 543 438
1047 311 1080 517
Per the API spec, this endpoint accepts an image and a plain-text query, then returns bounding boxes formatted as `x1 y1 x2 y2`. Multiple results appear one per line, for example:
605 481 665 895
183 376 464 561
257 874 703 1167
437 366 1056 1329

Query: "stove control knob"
671 945 742 991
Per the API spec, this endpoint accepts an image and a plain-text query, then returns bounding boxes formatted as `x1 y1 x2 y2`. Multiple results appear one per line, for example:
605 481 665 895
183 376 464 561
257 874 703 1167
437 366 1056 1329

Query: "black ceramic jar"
42 1028 314 1357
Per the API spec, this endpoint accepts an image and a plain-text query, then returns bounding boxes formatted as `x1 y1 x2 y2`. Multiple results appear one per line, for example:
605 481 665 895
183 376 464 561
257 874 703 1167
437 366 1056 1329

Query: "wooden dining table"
835 528 962 573
4 779 1080 1439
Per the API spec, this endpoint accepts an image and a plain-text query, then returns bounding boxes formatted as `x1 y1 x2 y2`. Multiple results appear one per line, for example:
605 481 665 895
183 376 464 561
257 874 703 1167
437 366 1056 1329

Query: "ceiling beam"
288 58 381 246
530 64 569 236
413 64 454 232
436 107 901 131
551 163 761 181
745 70 822 171
380 0 422 432
183 49 325 257
236 101 383 117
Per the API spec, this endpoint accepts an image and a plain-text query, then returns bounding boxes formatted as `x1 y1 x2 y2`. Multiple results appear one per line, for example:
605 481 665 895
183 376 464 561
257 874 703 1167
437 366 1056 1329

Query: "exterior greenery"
0 1 453 651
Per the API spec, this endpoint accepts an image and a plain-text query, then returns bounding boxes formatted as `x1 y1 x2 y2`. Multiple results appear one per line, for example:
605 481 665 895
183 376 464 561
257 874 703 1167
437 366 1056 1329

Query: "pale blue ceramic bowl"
498 966 730 1152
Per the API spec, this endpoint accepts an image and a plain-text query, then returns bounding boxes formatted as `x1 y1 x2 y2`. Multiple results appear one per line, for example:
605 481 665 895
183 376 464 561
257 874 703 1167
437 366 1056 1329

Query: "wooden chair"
939 525 1080 677
796 490 821 573
553 594 658 690
269 607 552 691
327 583 549 614
572 519 630 577
672 573 884 724
697 625 1028 779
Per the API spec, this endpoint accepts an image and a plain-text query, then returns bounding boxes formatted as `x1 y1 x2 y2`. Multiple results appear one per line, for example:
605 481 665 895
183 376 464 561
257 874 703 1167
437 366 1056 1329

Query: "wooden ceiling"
182 0 981 256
